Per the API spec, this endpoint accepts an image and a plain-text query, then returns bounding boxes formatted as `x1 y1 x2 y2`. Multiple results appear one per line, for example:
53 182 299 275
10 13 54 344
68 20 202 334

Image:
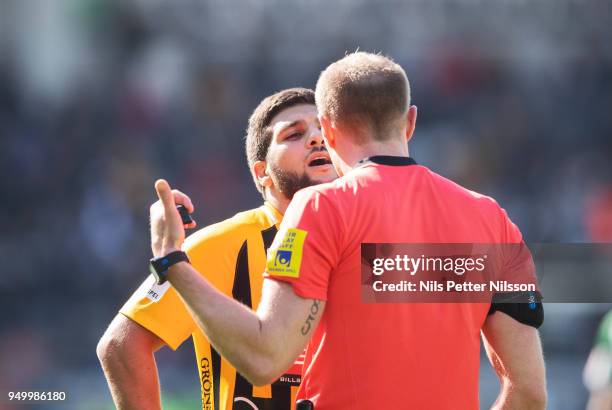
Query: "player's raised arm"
150 179 324 385
482 311 547 410
97 314 165 410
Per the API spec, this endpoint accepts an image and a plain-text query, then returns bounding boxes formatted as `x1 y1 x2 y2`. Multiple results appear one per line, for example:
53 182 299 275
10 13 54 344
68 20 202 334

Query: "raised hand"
150 179 197 257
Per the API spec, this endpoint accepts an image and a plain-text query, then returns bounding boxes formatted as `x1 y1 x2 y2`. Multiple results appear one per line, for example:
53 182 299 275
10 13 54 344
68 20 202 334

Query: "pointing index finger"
155 179 177 213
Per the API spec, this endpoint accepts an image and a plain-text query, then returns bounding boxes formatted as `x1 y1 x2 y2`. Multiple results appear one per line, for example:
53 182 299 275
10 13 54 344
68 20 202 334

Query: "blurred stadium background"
1 0 611 409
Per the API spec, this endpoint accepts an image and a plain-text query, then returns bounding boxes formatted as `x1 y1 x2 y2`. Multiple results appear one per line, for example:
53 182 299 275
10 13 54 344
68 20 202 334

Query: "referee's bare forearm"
167 262 279 385
167 261 322 386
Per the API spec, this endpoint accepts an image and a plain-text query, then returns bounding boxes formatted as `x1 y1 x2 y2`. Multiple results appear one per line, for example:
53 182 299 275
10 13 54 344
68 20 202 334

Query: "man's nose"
306 128 324 147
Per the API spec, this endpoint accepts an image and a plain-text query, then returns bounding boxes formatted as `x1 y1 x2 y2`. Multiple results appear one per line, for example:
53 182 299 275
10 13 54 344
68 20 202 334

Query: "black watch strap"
149 251 190 285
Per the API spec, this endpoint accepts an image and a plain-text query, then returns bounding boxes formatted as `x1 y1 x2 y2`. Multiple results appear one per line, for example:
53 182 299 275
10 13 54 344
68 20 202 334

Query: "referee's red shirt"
266 156 525 410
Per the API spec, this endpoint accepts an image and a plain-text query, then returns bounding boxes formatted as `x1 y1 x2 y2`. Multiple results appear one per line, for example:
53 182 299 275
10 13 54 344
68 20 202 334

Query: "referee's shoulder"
431 168 501 204
184 207 266 250
298 174 353 198
464 187 503 209
291 180 345 210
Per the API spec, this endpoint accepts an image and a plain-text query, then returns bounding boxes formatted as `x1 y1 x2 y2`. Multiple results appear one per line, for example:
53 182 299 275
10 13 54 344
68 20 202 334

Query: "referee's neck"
343 140 410 172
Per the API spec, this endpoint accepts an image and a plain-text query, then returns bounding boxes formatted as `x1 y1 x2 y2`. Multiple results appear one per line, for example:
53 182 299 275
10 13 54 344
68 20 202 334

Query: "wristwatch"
149 251 190 285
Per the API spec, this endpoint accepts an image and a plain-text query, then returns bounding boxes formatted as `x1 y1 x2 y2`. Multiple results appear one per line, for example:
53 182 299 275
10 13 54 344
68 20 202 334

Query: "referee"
149 52 546 409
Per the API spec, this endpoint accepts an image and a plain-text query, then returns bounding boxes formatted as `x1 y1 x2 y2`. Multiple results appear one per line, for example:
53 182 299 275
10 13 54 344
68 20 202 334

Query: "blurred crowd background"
1 0 611 409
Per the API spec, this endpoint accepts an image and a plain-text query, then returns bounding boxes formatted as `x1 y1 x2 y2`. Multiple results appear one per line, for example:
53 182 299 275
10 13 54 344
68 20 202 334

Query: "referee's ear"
253 160 273 189
319 114 337 149
405 105 418 143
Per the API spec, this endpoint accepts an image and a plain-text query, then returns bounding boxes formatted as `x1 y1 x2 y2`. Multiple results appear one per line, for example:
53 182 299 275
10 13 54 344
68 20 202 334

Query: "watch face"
149 252 186 285
150 257 167 274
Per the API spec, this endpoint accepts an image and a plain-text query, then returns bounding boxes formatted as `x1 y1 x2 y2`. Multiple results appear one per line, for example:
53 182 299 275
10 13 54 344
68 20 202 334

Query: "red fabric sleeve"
498 207 538 288
265 187 343 300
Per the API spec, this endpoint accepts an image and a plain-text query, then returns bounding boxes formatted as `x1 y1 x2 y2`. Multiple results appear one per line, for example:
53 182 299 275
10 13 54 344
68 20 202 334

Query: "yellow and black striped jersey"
120 202 301 410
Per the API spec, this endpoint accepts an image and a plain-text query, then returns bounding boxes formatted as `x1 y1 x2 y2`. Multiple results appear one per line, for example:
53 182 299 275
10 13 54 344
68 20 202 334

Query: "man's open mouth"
307 153 332 167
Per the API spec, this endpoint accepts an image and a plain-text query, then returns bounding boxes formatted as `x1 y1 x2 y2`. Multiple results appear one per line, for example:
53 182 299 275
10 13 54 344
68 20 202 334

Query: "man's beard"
269 164 320 200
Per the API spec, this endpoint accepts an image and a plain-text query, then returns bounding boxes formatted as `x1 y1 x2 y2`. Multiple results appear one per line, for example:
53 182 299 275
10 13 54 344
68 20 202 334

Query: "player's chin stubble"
269 163 321 200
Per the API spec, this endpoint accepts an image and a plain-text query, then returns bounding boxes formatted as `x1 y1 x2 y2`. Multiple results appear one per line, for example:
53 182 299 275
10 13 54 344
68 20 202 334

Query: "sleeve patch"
266 228 308 278
141 275 172 302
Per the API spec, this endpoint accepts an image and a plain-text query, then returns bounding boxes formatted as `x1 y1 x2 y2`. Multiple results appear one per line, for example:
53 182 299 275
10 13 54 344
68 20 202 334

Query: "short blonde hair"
315 52 410 141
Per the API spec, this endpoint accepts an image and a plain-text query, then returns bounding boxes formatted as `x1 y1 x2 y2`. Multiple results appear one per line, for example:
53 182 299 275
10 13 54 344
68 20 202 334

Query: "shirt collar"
356 155 417 167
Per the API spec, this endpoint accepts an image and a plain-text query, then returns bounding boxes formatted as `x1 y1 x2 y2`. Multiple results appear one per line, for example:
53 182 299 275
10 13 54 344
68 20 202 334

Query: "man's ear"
253 160 272 189
405 105 418 142
319 115 337 148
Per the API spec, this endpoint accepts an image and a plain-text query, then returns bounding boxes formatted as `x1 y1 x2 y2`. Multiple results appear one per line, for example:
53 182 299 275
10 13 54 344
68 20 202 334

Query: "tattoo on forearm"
301 300 321 336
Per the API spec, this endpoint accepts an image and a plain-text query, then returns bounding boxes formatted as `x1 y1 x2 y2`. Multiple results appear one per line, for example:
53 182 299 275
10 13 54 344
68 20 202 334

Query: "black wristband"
149 251 190 285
